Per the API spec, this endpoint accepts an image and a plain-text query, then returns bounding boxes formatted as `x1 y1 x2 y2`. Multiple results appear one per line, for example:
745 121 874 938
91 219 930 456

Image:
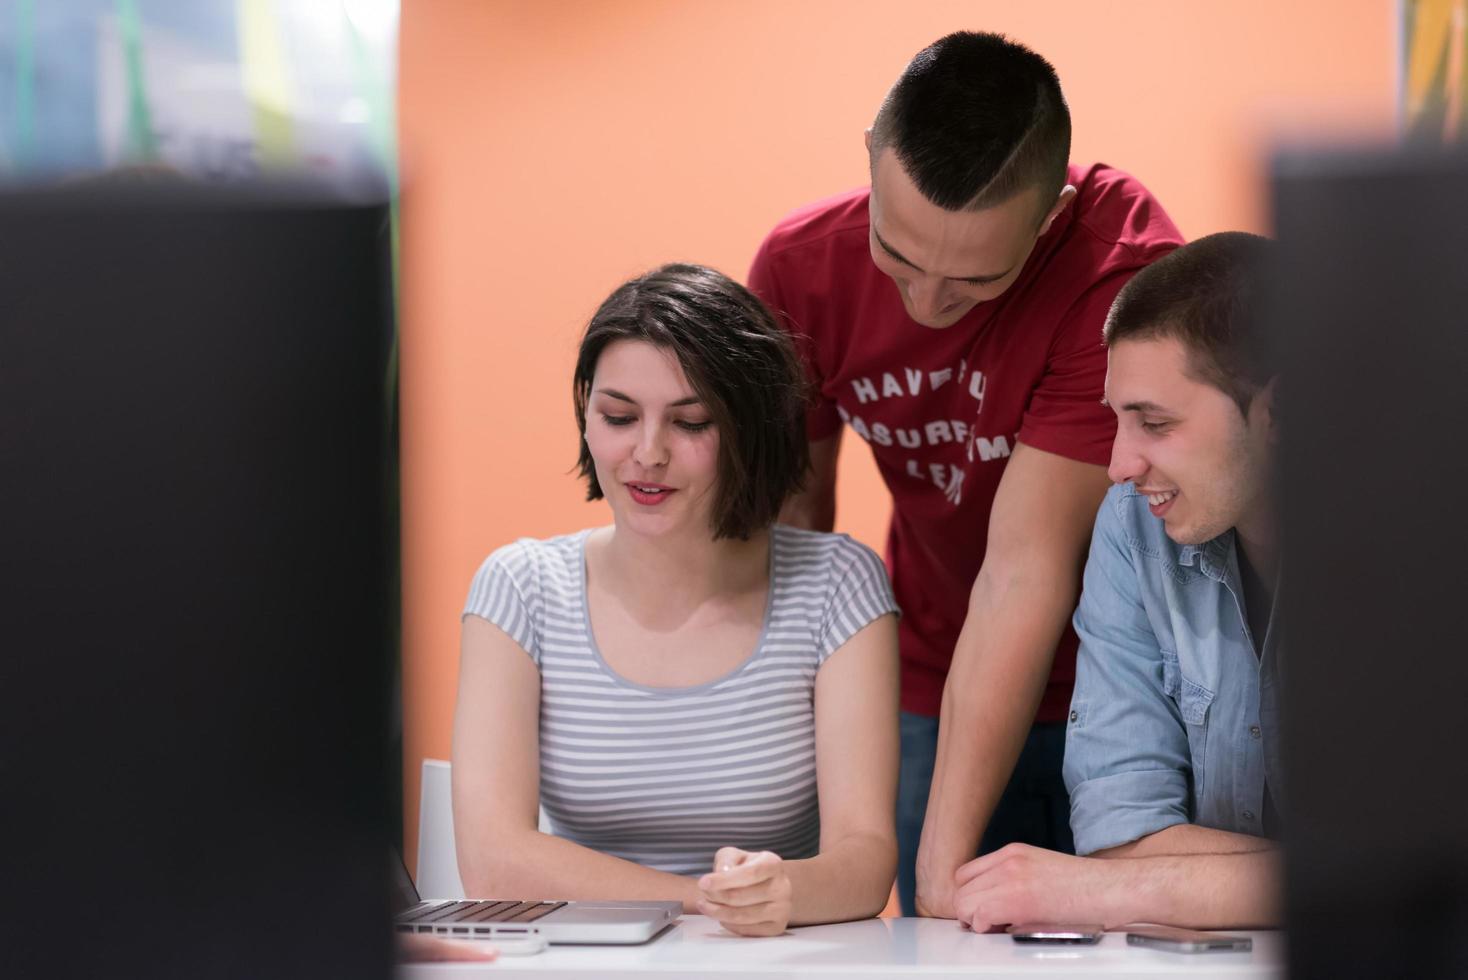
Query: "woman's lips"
627 482 675 506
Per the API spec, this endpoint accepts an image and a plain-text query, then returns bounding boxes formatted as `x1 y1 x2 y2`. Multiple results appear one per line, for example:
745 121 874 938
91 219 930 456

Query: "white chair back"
416 758 466 899
415 758 554 900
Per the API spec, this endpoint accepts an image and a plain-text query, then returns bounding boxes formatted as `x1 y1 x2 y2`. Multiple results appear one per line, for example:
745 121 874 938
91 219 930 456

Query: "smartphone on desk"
1126 925 1252 953
1008 924 1104 944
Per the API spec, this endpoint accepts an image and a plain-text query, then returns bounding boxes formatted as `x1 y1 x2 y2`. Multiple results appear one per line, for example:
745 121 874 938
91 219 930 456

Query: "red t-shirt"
748 163 1183 721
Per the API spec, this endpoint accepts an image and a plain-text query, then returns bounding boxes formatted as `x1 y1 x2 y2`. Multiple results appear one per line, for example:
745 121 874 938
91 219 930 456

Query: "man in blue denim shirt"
951 233 1281 931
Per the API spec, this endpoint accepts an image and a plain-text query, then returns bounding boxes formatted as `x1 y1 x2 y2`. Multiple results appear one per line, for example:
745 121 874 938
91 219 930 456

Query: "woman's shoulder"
468 528 594 600
483 528 589 564
770 526 897 661
771 524 887 584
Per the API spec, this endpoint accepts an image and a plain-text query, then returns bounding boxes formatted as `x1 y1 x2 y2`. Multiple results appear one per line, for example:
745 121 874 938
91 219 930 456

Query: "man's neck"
1234 505 1278 593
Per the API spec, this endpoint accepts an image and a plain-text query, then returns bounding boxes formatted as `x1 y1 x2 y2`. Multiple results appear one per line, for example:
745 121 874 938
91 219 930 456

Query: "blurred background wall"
398 0 1398 867
0 0 396 189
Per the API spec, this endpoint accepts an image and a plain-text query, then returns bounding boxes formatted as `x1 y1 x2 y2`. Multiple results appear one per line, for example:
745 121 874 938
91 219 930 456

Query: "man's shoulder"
758 187 872 262
1065 163 1184 270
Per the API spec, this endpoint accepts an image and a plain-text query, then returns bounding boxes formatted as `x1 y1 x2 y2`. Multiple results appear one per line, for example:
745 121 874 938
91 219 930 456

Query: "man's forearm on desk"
914 566 1075 916
916 445 1109 918
1112 849 1282 928
954 842 1281 931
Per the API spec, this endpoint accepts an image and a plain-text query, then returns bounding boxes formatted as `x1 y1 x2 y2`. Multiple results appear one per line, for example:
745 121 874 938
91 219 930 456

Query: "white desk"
398 915 1284 979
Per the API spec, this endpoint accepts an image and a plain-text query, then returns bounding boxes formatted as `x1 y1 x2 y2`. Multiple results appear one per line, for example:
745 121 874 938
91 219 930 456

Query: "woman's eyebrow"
594 388 702 407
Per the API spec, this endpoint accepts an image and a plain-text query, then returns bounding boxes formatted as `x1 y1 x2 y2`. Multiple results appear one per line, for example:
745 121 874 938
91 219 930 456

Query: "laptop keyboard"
398 899 567 926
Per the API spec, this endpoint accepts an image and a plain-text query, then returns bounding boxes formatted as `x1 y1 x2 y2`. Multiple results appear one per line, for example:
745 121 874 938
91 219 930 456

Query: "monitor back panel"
0 183 395 980
1273 149 1468 980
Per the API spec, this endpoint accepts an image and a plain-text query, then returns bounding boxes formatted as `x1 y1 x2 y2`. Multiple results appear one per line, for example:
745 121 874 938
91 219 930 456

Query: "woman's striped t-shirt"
462 523 899 876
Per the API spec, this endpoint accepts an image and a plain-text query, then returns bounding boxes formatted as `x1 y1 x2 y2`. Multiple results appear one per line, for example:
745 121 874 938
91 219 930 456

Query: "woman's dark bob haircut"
573 263 810 541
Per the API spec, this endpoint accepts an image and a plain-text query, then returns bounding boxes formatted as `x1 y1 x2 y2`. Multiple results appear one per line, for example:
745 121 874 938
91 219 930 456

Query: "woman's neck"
593 523 770 621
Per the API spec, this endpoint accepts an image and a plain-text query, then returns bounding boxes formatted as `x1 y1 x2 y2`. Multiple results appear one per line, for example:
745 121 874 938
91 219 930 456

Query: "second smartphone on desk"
1127 925 1253 953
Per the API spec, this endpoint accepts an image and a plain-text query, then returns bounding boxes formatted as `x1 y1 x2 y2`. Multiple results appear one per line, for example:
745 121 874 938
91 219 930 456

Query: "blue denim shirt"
1063 483 1282 855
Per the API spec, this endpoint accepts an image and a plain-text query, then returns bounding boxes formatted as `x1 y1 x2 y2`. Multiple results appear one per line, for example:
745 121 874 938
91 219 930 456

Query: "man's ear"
1039 185 1078 236
864 128 873 153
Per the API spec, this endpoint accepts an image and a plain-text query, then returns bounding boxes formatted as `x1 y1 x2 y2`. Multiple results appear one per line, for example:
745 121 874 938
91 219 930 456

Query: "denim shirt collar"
1177 530 1236 583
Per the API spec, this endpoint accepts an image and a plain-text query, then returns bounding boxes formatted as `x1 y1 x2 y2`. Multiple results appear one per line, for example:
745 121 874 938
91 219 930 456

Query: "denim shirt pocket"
1161 647 1216 803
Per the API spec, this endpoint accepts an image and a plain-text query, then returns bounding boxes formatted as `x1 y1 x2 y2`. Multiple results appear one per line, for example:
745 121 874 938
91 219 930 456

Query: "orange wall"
397 0 1397 865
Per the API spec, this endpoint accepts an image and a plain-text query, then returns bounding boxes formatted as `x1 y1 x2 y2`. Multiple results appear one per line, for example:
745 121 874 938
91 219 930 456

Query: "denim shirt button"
1069 710 1078 723
1249 725 1262 739
1243 810 1256 821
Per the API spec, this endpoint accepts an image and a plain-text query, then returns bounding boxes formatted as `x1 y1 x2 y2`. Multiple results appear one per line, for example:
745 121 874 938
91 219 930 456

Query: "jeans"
896 711 1074 917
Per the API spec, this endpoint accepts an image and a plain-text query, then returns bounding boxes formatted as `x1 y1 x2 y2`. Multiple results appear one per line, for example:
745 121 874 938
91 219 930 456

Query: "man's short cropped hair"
1103 232 1276 413
869 31 1071 213
573 263 810 541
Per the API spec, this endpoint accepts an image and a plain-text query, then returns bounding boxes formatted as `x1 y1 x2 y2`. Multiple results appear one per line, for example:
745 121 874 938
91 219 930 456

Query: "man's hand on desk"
952 844 1127 933
696 847 793 937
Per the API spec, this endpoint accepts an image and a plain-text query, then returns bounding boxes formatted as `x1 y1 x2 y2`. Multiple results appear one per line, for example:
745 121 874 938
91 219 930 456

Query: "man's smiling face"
1104 336 1274 546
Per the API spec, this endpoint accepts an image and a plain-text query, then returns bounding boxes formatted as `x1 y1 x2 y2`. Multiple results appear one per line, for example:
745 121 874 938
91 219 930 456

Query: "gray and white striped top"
462 523 898 876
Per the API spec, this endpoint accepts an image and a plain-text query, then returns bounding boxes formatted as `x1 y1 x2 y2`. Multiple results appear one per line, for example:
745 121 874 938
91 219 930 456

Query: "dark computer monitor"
1273 148 1468 979
0 181 395 979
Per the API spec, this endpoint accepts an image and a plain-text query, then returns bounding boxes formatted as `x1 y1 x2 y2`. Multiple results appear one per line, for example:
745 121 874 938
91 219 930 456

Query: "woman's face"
584 340 721 539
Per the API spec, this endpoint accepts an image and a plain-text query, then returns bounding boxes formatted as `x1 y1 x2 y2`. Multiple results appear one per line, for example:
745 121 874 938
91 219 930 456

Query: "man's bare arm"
1094 823 1278 859
1121 849 1282 928
779 431 841 532
955 842 1281 931
914 443 1111 918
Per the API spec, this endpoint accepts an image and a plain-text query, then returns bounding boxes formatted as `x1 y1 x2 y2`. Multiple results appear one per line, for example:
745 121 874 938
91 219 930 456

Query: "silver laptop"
392 851 680 945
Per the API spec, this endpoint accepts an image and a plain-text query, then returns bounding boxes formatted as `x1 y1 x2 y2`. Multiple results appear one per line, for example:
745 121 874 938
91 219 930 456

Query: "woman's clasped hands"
696 847 793 937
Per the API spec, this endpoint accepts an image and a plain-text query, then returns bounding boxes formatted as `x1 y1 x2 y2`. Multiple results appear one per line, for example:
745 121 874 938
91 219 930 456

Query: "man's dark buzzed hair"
1104 232 1276 413
869 31 1071 213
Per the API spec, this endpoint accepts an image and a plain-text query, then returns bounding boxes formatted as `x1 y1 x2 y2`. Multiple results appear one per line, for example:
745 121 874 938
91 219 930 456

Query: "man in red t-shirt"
747 32 1183 919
